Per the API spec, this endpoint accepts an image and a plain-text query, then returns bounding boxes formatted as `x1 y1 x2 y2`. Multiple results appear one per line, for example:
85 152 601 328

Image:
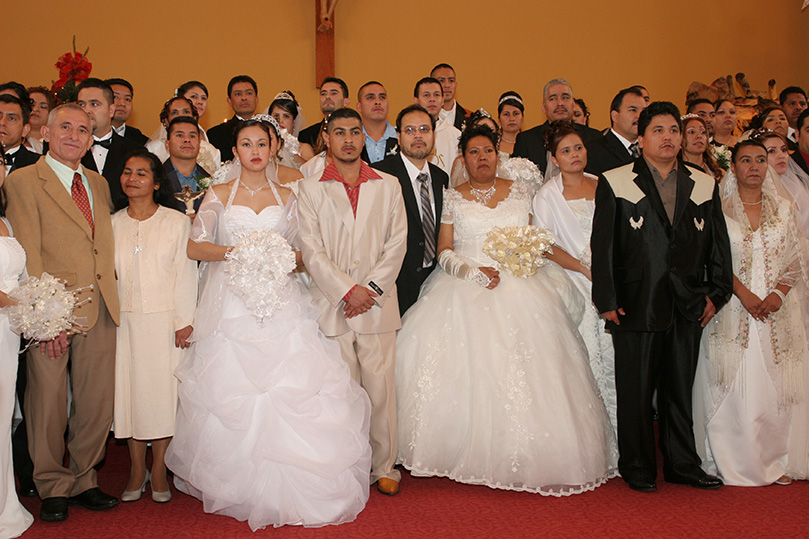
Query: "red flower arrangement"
51 36 92 105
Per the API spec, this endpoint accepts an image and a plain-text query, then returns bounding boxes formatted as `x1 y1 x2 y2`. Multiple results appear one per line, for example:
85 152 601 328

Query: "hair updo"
544 120 580 155
459 123 499 155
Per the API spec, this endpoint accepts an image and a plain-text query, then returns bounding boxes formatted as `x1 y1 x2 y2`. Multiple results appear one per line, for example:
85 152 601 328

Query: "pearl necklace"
470 178 496 205
741 198 762 206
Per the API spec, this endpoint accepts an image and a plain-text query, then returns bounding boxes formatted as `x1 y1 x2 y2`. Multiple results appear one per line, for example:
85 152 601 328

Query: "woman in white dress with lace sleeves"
396 124 617 496
532 121 617 436
165 119 371 530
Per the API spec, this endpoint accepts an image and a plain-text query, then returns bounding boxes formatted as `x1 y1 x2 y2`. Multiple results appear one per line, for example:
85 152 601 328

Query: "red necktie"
71 172 94 236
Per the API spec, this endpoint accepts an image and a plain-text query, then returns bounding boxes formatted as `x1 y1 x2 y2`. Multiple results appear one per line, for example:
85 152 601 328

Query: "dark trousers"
612 311 704 481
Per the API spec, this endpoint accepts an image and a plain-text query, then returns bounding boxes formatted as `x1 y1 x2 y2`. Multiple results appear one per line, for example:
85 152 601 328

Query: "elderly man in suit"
76 78 140 209
6 103 120 522
591 101 733 493
297 108 407 496
374 104 448 315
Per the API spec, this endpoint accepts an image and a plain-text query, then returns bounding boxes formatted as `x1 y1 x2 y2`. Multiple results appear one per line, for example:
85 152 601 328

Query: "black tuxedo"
451 101 470 131
513 121 601 173
591 159 732 485
162 159 210 213
792 150 809 176
7 145 40 172
121 125 148 146
360 137 398 164
207 115 241 162
297 120 325 149
81 131 140 209
585 130 634 176
374 153 448 315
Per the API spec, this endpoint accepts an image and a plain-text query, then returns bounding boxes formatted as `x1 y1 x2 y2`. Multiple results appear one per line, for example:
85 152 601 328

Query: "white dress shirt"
90 130 113 174
431 118 461 177
402 154 436 269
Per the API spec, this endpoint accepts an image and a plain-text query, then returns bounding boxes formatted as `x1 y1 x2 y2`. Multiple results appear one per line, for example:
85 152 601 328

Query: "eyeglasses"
402 125 432 136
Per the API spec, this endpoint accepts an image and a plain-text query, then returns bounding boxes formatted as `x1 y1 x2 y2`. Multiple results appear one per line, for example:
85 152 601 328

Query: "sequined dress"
395 182 618 496
165 182 372 530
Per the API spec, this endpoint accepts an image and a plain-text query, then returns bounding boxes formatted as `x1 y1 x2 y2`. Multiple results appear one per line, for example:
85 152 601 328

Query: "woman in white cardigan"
112 149 198 503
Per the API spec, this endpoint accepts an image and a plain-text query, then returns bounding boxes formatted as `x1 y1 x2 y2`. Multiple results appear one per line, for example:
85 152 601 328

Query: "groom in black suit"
374 105 448 315
585 87 646 176
76 79 140 208
207 75 259 162
591 101 733 493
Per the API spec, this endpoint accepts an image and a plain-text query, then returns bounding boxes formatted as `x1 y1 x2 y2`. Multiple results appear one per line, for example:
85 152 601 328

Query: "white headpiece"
499 94 524 107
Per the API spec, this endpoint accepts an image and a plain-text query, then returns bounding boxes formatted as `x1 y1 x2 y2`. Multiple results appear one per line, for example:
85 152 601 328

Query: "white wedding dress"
396 181 618 496
165 181 372 530
0 222 33 538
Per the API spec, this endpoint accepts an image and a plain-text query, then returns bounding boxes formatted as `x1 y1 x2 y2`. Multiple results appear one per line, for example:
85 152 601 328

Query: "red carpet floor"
18 438 809 538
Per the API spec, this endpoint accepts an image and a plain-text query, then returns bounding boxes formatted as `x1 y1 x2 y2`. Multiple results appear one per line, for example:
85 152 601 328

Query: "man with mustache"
513 78 601 174
591 101 733 493
586 87 647 176
374 105 448 315
297 107 407 496
297 77 350 149
357 81 397 164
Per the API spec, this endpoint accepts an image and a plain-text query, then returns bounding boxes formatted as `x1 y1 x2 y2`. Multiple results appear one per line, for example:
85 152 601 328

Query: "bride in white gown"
396 125 617 496
165 118 372 530
694 142 809 486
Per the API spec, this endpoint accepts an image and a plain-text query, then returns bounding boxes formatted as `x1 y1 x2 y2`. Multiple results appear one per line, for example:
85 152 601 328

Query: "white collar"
610 128 635 151
401 152 430 181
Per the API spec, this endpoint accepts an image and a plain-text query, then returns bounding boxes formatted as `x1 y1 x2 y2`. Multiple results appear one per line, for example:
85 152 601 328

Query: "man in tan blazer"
5 103 121 522
297 108 407 496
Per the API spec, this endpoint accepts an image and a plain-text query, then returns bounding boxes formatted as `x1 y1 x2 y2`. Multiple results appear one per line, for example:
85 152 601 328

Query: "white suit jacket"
297 168 407 336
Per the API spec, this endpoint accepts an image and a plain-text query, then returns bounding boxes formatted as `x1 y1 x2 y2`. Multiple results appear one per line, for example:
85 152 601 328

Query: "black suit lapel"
605 131 632 162
81 152 98 173
672 164 695 229
104 133 127 176
395 156 423 226
633 160 670 225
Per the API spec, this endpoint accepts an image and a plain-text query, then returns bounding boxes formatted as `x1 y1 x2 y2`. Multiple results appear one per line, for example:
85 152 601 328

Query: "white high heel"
121 470 150 502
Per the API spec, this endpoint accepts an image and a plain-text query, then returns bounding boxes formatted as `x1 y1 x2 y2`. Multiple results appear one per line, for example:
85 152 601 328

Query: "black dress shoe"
18 477 37 498
626 478 657 492
40 497 68 522
665 472 723 490
68 487 119 511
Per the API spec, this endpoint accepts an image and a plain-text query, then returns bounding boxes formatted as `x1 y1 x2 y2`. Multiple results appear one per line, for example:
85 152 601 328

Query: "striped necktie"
417 172 435 265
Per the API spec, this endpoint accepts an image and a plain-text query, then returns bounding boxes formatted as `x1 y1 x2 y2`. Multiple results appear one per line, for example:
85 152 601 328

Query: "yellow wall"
4 0 807 134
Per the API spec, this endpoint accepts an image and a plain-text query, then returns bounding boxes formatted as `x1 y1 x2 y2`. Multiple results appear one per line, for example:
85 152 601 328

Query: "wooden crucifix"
315 0 338 86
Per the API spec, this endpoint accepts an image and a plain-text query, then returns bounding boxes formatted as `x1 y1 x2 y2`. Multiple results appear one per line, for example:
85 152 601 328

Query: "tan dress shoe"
376 477 400 495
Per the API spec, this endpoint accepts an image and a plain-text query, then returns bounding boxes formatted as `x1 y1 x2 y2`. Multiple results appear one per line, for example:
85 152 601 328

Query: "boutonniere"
386 144 399 157
694 217 705 231
629 216 644 230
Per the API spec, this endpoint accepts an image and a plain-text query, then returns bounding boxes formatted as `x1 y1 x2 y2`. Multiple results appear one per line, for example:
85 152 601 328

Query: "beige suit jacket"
297 169 407 336
5 157 120 329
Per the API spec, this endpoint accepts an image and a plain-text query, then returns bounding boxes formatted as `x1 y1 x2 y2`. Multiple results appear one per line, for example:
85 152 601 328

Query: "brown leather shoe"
376 477 400 496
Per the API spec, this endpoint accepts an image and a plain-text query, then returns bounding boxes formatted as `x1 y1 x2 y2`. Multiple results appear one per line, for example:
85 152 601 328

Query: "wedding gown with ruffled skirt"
396 181 617 496
165 181 372 530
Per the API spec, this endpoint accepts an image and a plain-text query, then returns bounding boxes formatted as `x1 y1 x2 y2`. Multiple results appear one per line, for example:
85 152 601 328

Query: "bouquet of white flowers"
482 225 554 278
6 273 91 342
225 229 296 322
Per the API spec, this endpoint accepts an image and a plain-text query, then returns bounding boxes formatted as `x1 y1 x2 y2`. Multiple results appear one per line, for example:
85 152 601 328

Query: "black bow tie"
93 138 113 150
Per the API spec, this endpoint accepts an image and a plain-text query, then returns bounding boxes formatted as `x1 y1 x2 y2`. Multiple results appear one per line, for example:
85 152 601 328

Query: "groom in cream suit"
297 108 407 496
5 104 120 522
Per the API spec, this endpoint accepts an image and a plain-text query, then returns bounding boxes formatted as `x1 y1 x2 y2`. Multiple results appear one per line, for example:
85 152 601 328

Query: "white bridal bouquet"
7 273 91 342
482 225 555 278
225 229 296 322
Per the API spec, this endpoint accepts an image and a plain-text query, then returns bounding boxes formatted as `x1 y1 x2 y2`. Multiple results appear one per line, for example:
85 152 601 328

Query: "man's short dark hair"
325 107 361 132
686 98 713 113
320 77 349 99
638 101 682 137
395 104 436 132
0 82 31 115
413 77 443 98
357 80 384 100
731 139 767 164
0 94 30 125
167 116 200 137
797 109 809 133
610 87 645 114
430 63 455 75
227 75 258 97
779 86 806 105
104 78 134 95
76 78 114 105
